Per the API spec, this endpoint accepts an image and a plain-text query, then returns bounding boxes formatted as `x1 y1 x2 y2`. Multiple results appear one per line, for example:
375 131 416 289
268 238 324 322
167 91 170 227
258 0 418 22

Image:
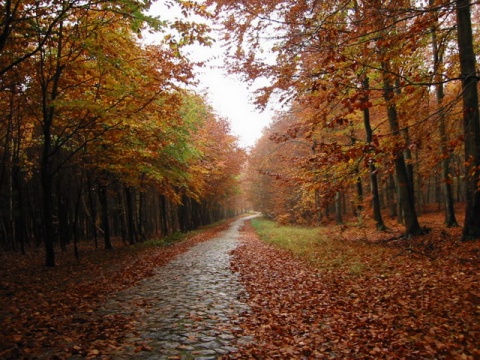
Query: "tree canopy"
209 0 480 238
0 0 246 266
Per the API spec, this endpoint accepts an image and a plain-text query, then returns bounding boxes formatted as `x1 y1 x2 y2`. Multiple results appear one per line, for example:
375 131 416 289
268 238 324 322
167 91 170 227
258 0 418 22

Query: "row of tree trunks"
0 166 242 265
316 155 466 227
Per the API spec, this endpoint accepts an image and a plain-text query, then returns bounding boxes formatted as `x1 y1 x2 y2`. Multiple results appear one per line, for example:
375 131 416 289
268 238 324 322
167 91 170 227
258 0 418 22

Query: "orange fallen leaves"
228 219 480 359
0 222 231 359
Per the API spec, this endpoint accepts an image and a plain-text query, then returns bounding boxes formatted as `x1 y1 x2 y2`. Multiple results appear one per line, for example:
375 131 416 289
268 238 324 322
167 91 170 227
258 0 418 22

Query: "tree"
0 0 249 264
31 5 166 266
360 76 386 230
209 0 477 238
430 0 459 227
455 0 480 240
4 0 196 265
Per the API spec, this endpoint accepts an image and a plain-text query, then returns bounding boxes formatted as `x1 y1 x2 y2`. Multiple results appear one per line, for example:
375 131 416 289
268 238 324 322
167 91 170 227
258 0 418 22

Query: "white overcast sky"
146 1 276 149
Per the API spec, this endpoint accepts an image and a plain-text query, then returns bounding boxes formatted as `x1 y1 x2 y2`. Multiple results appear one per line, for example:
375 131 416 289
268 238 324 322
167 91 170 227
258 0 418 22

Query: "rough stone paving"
102 216 256 360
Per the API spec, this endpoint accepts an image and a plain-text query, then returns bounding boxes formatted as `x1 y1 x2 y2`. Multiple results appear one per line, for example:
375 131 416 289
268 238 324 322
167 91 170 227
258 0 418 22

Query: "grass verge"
250 217 391 275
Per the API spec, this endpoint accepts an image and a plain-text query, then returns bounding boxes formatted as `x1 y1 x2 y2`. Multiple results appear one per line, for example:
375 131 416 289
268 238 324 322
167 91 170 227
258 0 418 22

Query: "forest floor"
0 207 479 359
229 207 480 359
0 220 235 359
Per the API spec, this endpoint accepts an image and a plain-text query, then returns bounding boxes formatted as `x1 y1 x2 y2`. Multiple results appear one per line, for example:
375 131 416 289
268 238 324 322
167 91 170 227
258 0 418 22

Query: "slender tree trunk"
400 126 416 211
12 164 26 255
98 185 112 250
362 77 386 230
386 173 397 219
138 190 146 240
394 78 416 216
0 93 14 251
73 182 82 260
41 129 55 266
314 188 322 225
354 172 363 216
125 186 137 245
57 179 69 252
455 0 480 240
348 122 364 217
431 0 459 227
40 20 66 267
159 194 169 236
87 176 98 248
381 62 422 236
335 191 343 224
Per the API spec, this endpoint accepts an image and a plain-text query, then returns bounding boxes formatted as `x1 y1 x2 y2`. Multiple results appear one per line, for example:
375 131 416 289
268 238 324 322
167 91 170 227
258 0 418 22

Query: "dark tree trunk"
382 62 422 236
386 173 397 219
125 186 137 245
73 183 82 260
57 180 70 252
430 1 459 227
362 77 386 230
355 172 363 216
98 185 112 250
13 165 26 255
87 176 98 248
159 194 169 236
41 134 55 266
335 192 343 225
455 0 480 240
138 190 146 241
314 189 322 225
40 20 66 267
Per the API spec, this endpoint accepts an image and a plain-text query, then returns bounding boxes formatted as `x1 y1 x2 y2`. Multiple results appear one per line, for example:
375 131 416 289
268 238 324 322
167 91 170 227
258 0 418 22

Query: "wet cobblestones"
102 216 255 359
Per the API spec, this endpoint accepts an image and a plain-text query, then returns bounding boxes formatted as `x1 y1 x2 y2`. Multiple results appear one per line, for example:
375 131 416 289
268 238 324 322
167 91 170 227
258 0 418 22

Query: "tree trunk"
87 176 98 248
314 188 322 225
41 130 55 266
455 0 480 240
125 186 137 245
381 62 422 236
362 77 386 230
12 164 26 255
40 20 66 267
159 194 169 236
98 185 112 250
431 0 459 227
138 189 146 240
73 182 82 260
335 191 343 225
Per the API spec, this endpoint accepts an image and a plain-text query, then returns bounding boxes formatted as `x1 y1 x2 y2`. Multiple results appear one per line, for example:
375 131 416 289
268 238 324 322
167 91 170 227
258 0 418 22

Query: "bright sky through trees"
147 1 275 148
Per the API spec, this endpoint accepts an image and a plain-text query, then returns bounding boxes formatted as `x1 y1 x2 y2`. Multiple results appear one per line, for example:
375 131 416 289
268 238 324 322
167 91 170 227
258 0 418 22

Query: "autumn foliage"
0 0 246 266
1 0 479 359
209 0 480 239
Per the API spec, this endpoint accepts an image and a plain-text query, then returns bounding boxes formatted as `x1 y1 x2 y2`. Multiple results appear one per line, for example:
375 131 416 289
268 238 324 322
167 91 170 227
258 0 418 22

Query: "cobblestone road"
103 215 256 360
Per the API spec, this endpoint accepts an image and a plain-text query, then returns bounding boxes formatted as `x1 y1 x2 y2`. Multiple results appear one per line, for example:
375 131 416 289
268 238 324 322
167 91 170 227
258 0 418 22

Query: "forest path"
102 215 258 360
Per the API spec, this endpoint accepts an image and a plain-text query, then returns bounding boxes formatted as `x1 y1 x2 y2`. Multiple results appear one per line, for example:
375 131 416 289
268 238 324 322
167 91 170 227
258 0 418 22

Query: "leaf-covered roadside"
0 222 231 360
229 221 479 359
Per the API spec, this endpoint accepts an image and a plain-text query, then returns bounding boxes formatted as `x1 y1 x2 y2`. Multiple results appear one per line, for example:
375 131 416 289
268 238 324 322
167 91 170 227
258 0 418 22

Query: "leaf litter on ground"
0 221 232 360
227 211 479 359
1 211 478 359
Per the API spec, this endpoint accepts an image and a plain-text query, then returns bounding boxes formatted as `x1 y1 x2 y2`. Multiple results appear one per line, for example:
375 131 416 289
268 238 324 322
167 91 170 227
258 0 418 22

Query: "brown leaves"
0 222 231 359
228 221 480 359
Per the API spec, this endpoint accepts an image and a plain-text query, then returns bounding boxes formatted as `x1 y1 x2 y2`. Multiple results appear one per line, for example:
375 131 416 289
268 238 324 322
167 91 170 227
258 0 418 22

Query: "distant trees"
0 0 246 266
211 0 479 237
